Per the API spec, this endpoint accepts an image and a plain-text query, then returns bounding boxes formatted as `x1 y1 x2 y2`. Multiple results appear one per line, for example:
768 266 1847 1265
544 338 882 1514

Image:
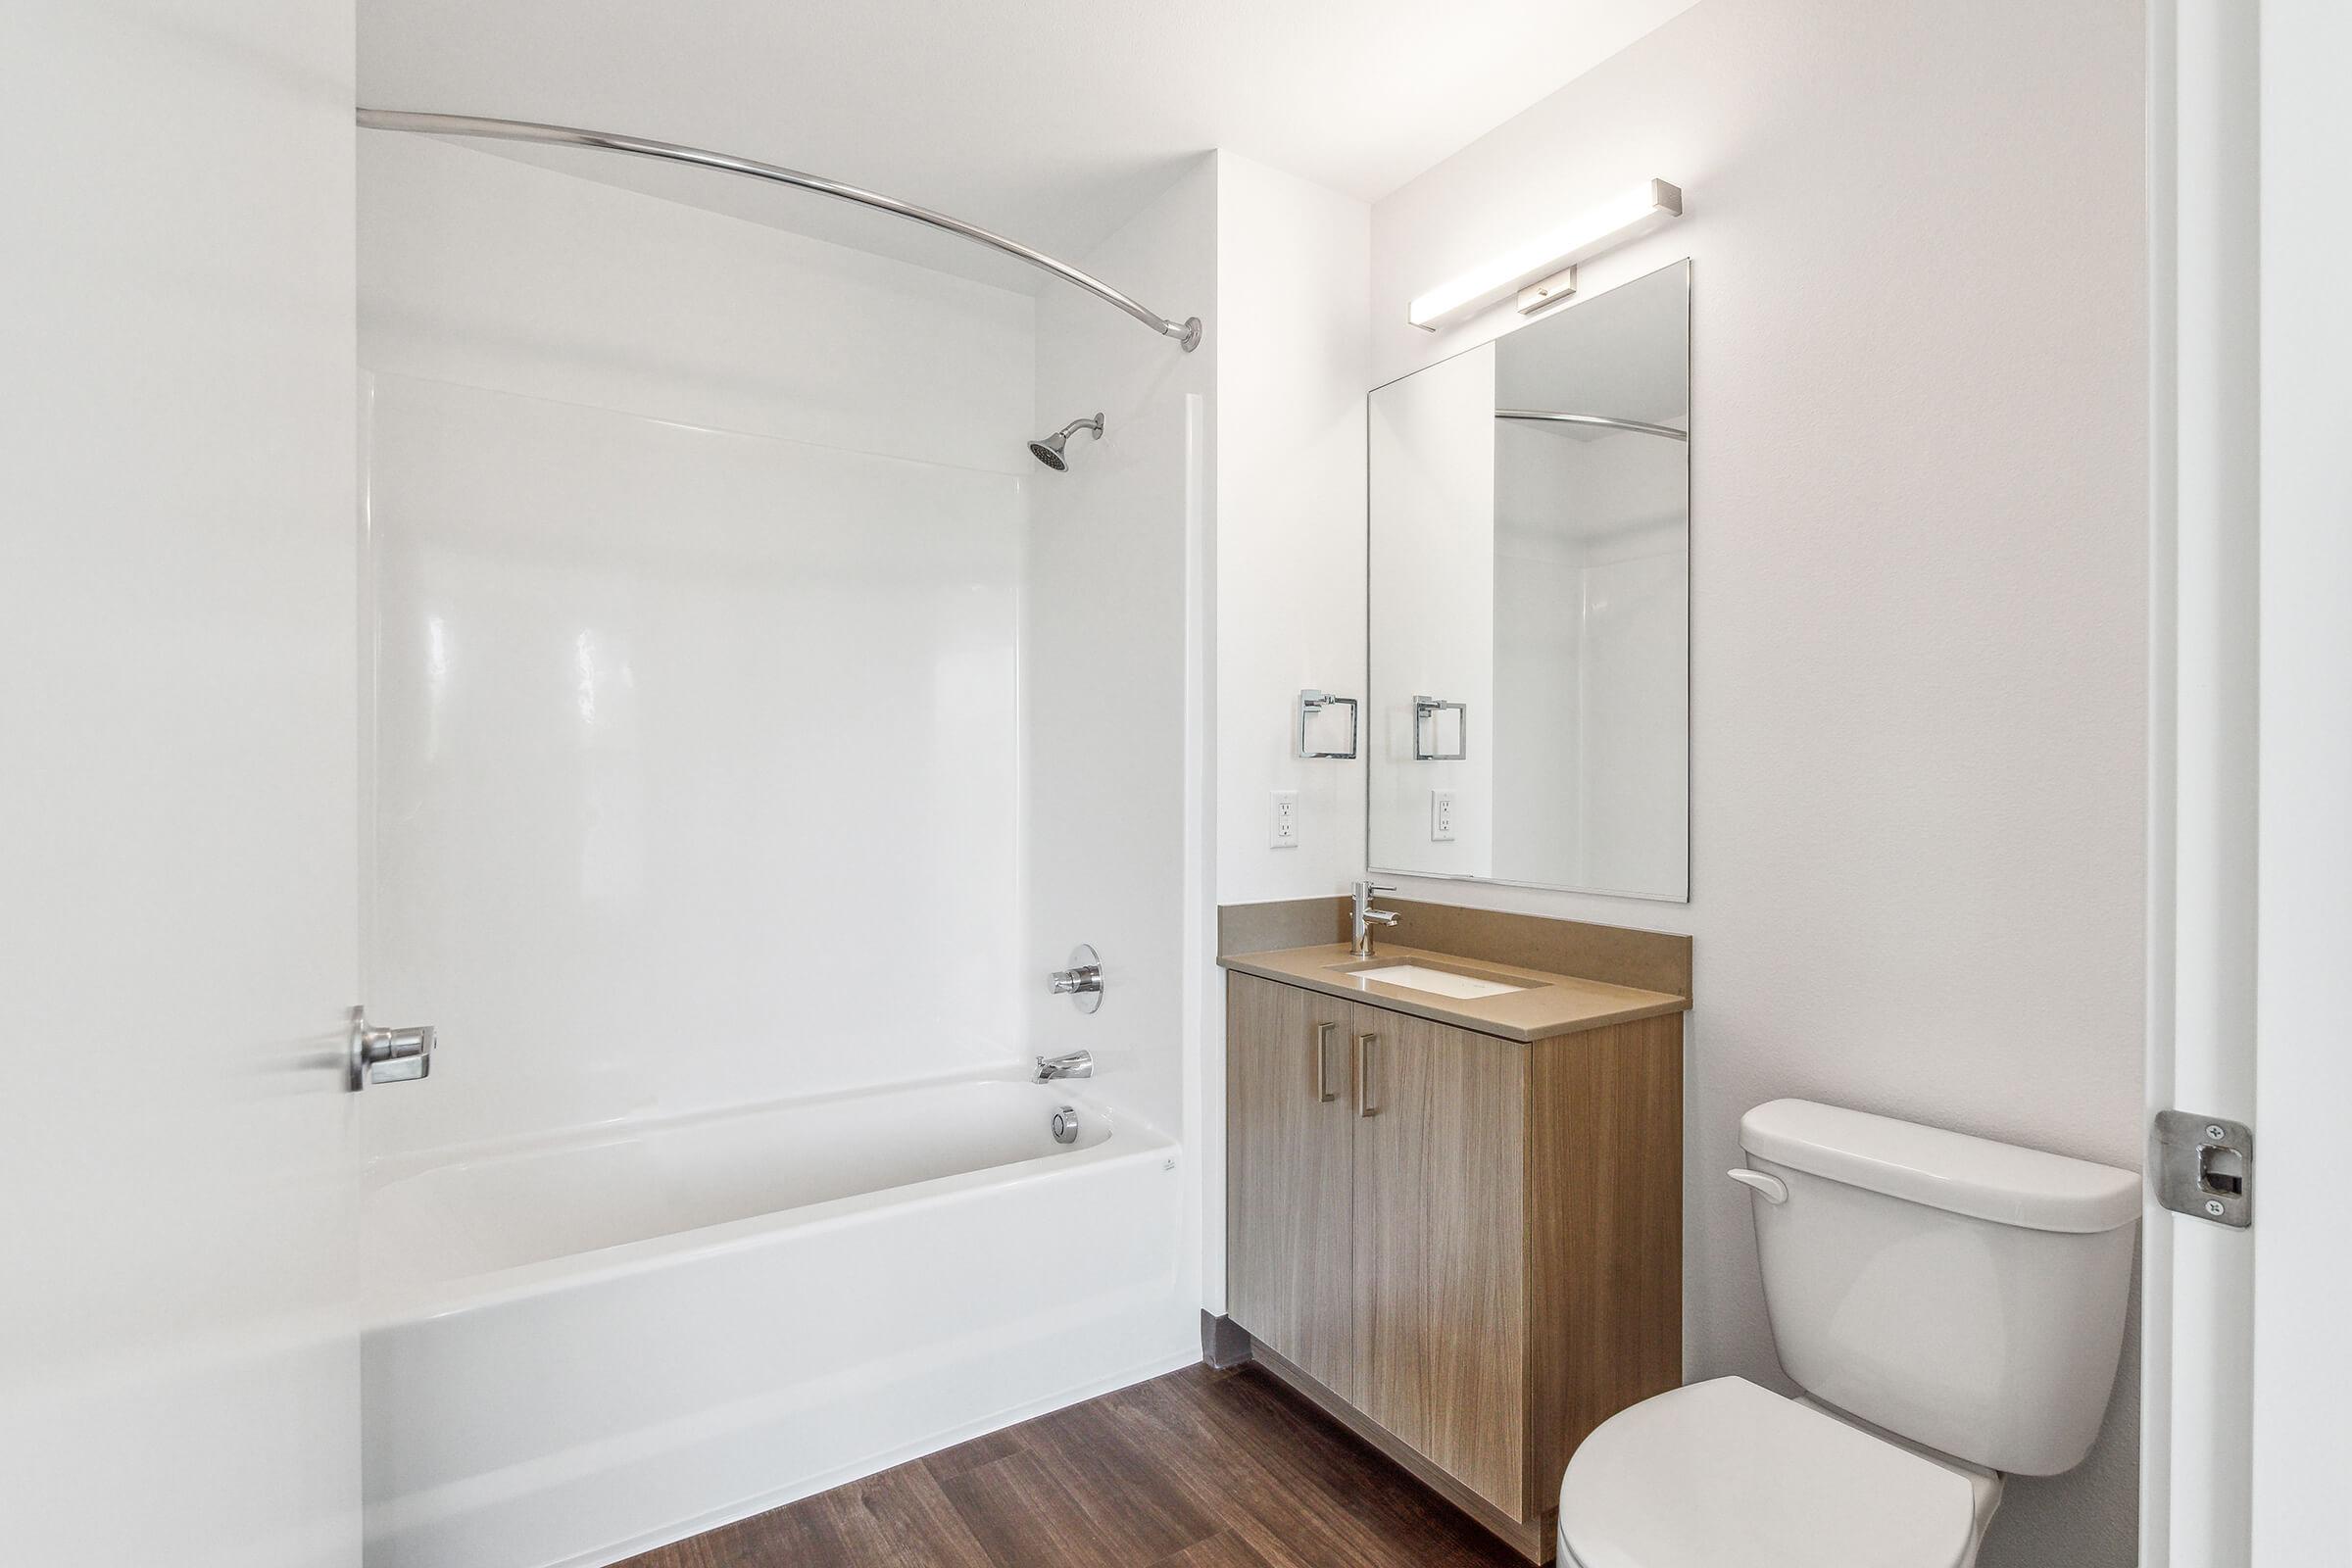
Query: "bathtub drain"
1052 1105 1081 1145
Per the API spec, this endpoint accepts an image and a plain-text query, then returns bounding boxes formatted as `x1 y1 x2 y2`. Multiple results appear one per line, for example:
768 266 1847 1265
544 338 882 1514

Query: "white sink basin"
1349 963 1530 1000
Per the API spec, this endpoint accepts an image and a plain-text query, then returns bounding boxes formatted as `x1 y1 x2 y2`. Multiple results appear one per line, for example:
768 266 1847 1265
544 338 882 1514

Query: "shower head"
1028 413 1103 471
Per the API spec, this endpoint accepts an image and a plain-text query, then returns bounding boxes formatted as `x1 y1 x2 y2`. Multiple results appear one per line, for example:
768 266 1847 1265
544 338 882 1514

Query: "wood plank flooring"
619 1361 1531 1568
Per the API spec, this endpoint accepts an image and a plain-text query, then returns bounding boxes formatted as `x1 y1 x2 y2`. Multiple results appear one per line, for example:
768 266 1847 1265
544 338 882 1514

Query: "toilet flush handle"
1727 1168 1789 1204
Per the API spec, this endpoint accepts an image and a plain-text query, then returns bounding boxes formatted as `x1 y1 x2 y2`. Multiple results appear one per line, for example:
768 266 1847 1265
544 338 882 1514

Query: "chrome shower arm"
357 110 1203 353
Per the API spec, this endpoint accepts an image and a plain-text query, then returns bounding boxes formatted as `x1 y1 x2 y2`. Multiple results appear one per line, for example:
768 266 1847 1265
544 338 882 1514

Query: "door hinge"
2152 1109 2253 1228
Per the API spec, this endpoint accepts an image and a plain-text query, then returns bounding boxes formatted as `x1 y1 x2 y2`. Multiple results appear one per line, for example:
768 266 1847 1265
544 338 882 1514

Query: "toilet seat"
1557 1377 1981 1568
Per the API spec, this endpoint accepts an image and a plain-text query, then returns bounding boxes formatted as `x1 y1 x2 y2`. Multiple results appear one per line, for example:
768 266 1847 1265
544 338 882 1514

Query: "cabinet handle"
1355 1031 1380 1117
1312 1021 1338 1102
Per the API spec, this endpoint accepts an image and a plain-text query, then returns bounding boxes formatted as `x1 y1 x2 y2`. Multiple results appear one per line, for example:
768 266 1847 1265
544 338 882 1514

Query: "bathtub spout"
1035 1051 1093 1082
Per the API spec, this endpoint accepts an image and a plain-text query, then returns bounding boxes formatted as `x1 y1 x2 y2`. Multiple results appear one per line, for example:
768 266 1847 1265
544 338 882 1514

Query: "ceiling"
358 0 1701 292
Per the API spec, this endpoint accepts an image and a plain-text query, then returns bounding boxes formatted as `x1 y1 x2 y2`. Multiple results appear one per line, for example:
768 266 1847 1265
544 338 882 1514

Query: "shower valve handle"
1048 945 1103 1014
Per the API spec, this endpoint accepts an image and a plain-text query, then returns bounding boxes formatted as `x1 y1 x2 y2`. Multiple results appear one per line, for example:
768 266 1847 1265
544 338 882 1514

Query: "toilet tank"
1739 1099 2139 1475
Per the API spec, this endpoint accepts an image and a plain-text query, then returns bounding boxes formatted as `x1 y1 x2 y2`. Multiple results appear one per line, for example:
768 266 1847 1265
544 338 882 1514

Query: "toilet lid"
1559 1378 1979 1568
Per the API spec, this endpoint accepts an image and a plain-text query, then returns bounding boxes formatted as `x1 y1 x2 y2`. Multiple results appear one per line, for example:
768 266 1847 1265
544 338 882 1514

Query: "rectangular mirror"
1367 260 1689 900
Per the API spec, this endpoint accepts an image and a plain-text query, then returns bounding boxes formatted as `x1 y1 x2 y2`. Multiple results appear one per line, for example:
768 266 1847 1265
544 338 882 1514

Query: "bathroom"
3 2 2343 1567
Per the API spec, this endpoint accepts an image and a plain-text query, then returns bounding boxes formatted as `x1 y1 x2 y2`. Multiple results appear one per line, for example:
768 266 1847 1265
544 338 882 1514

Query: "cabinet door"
1226 975 1355 1398
1349 1004 1528 1519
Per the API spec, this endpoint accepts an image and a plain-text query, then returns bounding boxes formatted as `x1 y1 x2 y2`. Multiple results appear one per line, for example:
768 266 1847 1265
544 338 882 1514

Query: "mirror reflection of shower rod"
1494 409 1689 441
356 110 1204 354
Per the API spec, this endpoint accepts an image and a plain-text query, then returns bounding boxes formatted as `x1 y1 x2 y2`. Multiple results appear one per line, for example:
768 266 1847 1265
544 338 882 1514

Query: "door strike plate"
2152 1109 2252 1228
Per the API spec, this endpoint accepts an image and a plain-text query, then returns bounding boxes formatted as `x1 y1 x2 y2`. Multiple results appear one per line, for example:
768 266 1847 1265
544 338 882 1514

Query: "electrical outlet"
1430 789 1456 842
1269 790 1300 849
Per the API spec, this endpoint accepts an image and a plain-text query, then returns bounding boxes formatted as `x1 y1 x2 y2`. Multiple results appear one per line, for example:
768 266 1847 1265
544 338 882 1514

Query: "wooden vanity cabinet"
1350 999 1528 1515
1224 970 1683 1564
1225 975 1357 1396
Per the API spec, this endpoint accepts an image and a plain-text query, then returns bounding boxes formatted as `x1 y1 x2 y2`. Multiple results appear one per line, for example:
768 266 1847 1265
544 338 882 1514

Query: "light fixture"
1406 178 1684 331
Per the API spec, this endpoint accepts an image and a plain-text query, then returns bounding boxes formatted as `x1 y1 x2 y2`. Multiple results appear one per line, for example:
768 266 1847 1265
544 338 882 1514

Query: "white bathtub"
360 1072 1196 1568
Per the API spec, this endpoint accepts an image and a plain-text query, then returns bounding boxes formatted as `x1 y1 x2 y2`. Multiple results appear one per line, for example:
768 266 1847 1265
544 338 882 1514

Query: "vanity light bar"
1406 178 1684 331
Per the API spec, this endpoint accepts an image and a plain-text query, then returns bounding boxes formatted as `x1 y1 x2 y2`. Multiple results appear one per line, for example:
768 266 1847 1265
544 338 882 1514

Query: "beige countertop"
1217 941 1690 1043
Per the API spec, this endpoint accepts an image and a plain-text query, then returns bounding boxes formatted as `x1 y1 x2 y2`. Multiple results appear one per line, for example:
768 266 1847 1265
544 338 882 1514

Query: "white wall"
1202 154 1373 1315
1214 155 1373 906
359 136 1037 1155
1022 158 1219 1358
0 5 362 1562
1367 1 2148 1561
1367 345 1497 878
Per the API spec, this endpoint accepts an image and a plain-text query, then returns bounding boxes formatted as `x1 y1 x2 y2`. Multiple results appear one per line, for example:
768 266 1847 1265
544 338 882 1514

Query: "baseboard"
565 1344 1203 1568
1200 1311 1255 1371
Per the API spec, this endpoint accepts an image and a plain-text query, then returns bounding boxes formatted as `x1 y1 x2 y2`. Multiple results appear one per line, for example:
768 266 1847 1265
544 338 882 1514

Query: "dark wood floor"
619 1360 1530 1568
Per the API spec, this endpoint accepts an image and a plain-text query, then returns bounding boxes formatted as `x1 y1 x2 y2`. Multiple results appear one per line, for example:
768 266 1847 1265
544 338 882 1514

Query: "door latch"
2152 1109 2252 1228
349 1005 436 1091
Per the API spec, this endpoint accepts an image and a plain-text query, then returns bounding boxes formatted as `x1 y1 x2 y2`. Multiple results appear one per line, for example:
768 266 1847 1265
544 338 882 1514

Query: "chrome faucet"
1351 879 1398 958
1035 1050 1094 1083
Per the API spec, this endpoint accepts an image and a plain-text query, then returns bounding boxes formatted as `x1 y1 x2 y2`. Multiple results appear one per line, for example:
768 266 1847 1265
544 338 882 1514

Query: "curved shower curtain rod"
357 109 1204 353
1494 409 1689 441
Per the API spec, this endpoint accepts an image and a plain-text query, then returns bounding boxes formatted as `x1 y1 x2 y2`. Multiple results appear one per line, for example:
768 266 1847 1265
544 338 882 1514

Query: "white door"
2249 1 2352 1561
0 5 364 1565
2147 4 2352 1564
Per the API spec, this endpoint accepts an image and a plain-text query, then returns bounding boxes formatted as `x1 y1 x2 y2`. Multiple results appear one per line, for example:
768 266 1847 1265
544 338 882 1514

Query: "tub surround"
355 139 1207 1568
1218 941 1685 1043
359 136 1034 1158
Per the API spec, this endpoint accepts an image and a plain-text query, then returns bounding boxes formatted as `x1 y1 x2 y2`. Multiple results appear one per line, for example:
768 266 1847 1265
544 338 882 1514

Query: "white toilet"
1556 1098 2139 1568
